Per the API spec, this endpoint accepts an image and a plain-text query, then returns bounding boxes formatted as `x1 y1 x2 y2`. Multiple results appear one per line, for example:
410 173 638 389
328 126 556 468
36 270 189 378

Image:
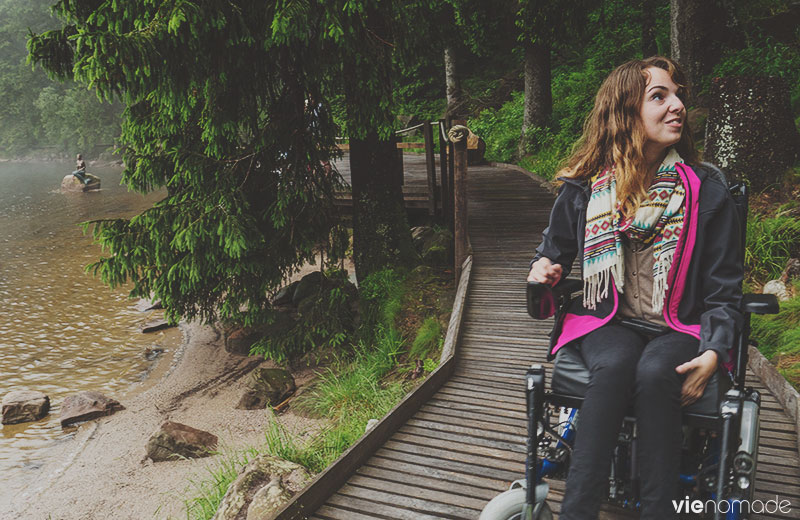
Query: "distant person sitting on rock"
72 154 89 184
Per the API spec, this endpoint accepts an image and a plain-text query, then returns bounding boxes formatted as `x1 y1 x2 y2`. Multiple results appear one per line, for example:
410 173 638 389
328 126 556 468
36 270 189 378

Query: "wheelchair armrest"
527 279 582 320
741 293 779 315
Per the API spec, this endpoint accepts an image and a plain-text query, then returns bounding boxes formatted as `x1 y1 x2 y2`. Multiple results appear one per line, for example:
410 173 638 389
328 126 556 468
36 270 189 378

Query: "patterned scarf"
582 148 685 311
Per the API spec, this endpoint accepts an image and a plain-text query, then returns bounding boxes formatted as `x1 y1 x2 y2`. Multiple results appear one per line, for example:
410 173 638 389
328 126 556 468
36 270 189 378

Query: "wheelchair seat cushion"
551 343 731 416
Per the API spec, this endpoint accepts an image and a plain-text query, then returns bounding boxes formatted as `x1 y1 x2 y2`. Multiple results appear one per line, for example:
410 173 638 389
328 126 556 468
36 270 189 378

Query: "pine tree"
28 0 414 333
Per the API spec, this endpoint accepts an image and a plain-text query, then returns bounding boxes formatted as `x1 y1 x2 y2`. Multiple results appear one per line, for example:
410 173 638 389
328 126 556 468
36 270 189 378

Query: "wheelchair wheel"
478 488 553 520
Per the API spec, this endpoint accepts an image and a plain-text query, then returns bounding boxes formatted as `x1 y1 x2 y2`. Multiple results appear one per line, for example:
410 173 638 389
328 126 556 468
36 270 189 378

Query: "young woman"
527 56 743 519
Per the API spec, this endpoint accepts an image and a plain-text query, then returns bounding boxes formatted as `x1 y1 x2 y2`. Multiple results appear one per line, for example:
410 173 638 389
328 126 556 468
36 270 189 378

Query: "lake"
0 161 181 502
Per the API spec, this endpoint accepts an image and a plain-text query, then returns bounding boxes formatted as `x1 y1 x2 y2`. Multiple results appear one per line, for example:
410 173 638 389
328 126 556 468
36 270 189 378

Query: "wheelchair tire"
478 488 553 520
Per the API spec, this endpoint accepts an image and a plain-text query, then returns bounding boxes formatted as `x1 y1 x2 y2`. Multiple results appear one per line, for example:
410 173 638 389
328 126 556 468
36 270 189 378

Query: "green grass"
745 211 800 284
751 283 800 391
409 317 443 359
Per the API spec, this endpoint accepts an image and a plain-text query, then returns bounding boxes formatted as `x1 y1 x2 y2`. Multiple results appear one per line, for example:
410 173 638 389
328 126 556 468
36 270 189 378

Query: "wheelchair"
479 173 780 520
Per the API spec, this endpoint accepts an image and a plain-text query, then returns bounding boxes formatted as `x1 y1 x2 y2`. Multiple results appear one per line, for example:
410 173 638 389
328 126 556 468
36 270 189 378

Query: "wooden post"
438 119 449 221
423 121 437 217
452 120 469 283
396 139 405 186
446 116 455 234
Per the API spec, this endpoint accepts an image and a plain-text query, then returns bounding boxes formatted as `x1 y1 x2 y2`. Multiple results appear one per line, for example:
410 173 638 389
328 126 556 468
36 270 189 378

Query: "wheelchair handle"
526 279 582 320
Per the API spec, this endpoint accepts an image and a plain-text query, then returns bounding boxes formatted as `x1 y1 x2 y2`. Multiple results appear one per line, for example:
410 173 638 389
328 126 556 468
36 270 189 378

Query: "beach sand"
5 262 342 520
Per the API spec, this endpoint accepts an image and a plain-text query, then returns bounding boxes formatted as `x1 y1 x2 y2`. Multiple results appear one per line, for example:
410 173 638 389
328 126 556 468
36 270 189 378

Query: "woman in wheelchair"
526 56 744 519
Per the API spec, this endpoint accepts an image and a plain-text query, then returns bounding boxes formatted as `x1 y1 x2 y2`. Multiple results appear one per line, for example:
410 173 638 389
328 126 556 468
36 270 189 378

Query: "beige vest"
617 239 669 327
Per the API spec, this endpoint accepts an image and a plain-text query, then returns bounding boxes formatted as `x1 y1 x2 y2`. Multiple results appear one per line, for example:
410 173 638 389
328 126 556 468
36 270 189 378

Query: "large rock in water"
705 76 800 191
212 454 310 520
60 391 124 427
236 368 296 410
145 421 218 462
2 390 50 425
60 173 101 192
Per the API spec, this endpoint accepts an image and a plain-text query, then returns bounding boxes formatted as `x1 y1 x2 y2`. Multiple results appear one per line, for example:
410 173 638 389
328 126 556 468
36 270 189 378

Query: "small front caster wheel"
478 488 553 520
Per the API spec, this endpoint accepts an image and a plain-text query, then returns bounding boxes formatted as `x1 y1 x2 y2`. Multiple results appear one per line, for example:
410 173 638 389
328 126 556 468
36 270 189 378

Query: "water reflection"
0 161 181 500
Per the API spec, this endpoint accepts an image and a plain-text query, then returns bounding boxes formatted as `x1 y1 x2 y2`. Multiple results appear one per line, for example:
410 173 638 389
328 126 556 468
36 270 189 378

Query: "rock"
144 346 165 361
411 226 452 263
225 313 296 356
134 298 163 312
236 368 296 410
365 419 379 433
705 76 800 191
141 318 175 333
411 226 436 249
780 258 800 284
225 328 263 356
292 272 325 305
273 281 299 306
762 279 790 302
60 391 125 427
60 173 101 193
145 421 218 462
212 454 310 520
2 390 50 425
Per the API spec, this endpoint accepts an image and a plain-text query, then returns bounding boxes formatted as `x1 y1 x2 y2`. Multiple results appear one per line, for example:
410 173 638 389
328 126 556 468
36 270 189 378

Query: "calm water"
0 162 181 500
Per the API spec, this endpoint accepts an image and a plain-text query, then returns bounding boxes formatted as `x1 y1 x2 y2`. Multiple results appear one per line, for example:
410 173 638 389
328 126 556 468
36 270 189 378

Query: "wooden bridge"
275 153 800 520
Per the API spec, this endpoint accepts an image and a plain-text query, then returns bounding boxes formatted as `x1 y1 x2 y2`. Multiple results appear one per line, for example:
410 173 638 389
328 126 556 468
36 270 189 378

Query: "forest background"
4 0 800 379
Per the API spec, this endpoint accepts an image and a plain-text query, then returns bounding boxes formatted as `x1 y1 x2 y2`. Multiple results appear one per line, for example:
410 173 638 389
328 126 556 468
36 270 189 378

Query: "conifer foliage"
28 1 351 328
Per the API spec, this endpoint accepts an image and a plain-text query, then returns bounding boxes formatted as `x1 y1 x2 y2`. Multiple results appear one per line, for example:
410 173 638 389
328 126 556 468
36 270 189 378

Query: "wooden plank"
357 462 501 499
336 483 480 518
273 356 456 520
347 474 489 510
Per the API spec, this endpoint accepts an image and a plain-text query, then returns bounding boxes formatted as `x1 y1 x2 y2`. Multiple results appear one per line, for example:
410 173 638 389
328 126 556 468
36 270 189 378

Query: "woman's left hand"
675 350 719 407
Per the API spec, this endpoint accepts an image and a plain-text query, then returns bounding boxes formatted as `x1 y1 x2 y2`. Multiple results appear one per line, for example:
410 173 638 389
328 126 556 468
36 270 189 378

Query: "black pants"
559 324 699 520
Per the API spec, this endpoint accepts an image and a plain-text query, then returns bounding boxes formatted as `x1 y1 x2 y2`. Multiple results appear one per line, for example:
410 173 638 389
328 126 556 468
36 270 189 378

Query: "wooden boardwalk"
306 156 800 520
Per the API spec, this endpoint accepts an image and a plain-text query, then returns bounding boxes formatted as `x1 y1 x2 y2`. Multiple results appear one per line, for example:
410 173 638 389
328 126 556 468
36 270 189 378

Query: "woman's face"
640 66 685 155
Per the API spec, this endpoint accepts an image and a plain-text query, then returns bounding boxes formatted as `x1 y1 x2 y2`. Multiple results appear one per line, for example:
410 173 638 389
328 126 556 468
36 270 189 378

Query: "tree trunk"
669 0 718 106
518 39 551 159
641 0 658 57
444 45 463 118
343 6 416 284
348 134 417 282
705 76 800 191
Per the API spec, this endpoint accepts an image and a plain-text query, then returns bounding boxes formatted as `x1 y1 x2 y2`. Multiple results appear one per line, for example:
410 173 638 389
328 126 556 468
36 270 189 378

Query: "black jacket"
532 163 743 365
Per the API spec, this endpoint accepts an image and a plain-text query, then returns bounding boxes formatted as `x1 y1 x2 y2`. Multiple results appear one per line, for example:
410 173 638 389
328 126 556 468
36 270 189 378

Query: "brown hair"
559 56 697 218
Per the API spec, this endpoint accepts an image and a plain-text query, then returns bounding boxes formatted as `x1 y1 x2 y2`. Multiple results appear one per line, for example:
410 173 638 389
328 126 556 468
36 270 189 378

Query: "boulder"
60 173 101 193
780 258 800 284
2 390 50 425
411 226 436 249
60 391 125 427
225 313 296 356
141 318 175 333
292 272 325 305
236 368 296 410
145 421 218 462
212 454 310 520
273 281 299 306
410 226 452 266
762 279 790 302
225 328 263 356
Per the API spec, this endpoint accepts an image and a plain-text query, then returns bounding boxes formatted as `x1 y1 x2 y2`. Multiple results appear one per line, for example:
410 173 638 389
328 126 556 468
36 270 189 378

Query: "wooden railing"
336 119 470 282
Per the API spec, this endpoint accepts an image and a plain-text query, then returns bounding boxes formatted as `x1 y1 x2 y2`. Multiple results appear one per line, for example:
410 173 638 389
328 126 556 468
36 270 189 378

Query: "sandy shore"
5 262 342 520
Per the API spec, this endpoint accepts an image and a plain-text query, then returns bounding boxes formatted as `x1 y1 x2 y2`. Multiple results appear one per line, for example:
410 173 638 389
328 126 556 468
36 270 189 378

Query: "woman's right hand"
527 257 563 286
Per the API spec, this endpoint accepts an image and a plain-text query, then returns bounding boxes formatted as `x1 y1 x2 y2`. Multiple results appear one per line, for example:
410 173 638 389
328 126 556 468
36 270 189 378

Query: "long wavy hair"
559 56 698 219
